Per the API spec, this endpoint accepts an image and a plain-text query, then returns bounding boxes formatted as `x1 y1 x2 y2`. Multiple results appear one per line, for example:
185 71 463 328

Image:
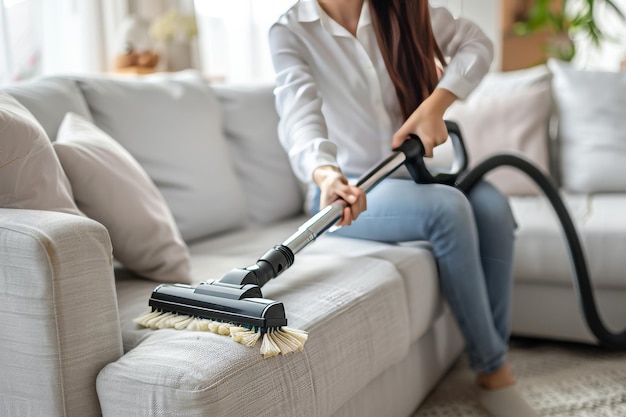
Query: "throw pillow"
548 59 626 193
54 112 192 284
444 82 553 196
76 71 248 242
0 92 81 215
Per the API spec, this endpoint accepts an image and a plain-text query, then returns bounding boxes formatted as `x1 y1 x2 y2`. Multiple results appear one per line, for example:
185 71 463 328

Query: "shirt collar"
297 0 372 35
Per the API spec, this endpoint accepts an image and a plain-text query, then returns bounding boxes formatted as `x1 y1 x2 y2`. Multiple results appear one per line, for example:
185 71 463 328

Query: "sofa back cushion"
444 65 554 196
3 76 92 141
212 84 304 224
0 92 81 215
548 59 626 193
76 72 248 242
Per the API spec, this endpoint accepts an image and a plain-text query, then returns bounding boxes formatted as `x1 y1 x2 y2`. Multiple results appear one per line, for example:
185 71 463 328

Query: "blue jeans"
311 179 517 374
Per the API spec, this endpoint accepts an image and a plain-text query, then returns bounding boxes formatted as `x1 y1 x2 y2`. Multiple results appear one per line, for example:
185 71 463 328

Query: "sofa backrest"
2 71 305 243
211 83 306 225
3 76 93 142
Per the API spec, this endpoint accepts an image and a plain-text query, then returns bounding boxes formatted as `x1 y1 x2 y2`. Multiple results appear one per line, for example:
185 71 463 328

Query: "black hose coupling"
218 245 295 288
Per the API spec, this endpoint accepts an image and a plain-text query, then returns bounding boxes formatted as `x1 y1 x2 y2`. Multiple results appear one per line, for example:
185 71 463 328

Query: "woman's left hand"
391 88 457 157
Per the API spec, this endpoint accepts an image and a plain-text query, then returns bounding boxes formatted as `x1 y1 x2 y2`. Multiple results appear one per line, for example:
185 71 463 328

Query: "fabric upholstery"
0 92 81 215
445 67 553 196
7 68 626 417
305 235 445 343
333 312 464 417
549 59 626 193
0 208 123 417
76 72 248 242
54 112 192 284
4 76 92 141
510 193 626 288
212 83 305 224
100 254 412 417
512 282 626 345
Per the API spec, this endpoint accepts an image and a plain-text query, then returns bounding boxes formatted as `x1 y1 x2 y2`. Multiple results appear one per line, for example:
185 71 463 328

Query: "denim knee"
467 181 517 232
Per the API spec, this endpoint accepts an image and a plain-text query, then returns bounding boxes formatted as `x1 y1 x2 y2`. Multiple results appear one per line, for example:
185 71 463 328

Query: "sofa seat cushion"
303 235 445 344
510 193 626 288
103 243 412 416
180 216 444 344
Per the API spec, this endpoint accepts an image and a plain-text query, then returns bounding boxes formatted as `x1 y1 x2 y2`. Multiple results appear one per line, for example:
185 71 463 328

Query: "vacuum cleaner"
135 120 626 357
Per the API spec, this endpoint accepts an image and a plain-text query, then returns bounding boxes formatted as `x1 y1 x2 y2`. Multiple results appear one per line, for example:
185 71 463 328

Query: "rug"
413 338 626 417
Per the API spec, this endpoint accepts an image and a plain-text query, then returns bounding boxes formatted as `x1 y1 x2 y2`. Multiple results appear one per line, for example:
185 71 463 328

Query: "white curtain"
193 0 295 83
0 3 11 83
41 0 128 76
0 0 43 83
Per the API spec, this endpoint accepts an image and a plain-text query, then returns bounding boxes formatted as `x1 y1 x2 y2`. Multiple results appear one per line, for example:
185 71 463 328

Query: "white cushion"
54 112 191 284
4 76 93 141
76 71 248 241
445 73 553 196
100 253 411 417
0 92 80 215
548 59 626 193
472 64 552 96
510 193 626 288
212 84 305 224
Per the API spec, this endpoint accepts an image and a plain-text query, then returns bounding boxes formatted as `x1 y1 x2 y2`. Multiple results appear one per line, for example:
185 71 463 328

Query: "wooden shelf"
114 66 158 75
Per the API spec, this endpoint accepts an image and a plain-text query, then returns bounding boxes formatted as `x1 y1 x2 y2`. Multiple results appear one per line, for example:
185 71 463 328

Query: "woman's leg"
312 178 510 374
466 181 517 345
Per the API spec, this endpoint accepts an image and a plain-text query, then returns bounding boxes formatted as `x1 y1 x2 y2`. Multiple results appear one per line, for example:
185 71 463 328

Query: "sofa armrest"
0 208 123 417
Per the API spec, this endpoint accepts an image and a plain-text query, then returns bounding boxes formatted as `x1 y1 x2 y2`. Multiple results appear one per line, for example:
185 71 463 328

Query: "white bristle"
133 310 308 357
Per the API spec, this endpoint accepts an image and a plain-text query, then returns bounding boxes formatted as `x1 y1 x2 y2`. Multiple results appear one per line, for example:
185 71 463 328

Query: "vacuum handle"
282 121 468 254
401 120 468 186
283 137 422 254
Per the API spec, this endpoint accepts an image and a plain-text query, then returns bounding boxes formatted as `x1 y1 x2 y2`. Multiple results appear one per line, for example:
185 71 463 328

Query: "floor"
413 337 626 417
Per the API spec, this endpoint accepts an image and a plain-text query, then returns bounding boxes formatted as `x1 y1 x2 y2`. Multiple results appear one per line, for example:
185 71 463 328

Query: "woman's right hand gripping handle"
313 165 367 227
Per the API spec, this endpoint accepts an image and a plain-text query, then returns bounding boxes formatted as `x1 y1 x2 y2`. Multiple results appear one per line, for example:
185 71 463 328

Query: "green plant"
514 0 625 61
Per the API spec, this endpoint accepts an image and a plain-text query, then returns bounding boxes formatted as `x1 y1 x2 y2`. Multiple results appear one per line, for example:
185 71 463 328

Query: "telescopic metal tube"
282 151 408 254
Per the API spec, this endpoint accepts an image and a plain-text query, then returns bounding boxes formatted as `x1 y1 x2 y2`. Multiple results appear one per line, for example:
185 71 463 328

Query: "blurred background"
0 0 624 86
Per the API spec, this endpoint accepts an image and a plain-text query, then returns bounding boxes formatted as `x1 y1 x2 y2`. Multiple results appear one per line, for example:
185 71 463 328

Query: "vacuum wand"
217 120 468 289
136 121 471 358
283 118 468 253
217 135 427 289
283 150 412 254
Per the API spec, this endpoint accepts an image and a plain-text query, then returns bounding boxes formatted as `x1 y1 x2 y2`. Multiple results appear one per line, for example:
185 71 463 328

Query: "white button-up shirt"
269 0 493 184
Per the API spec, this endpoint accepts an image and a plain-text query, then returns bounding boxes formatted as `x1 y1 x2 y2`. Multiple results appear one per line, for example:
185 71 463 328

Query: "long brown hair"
370 0 445 119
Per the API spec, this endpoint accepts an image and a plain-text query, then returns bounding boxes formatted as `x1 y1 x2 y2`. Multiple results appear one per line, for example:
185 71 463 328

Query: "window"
194 0 295 83
0 0 43 84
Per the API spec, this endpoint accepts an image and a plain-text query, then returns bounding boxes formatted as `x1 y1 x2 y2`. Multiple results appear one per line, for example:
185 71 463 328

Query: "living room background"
0 0 624 86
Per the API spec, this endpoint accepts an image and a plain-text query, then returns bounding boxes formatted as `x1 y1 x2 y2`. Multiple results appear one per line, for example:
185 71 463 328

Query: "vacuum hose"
455 153 626 349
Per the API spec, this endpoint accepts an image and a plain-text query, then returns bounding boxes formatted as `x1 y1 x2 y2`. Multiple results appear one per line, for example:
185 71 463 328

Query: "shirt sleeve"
268 22 339 183
429 5 494 100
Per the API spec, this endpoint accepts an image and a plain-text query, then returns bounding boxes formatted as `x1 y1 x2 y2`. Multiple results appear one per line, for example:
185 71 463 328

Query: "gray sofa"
1 59 624 417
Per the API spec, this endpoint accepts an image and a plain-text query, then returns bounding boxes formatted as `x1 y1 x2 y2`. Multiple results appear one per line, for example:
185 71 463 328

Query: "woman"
269 1 538 416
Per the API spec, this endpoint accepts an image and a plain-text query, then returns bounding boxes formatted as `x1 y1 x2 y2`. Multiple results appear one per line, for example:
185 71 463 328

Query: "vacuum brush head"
134 283 308 358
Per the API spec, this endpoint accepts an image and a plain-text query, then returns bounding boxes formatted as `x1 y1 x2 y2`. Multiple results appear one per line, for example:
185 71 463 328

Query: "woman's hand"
392 88 457 157
313 165 366 226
